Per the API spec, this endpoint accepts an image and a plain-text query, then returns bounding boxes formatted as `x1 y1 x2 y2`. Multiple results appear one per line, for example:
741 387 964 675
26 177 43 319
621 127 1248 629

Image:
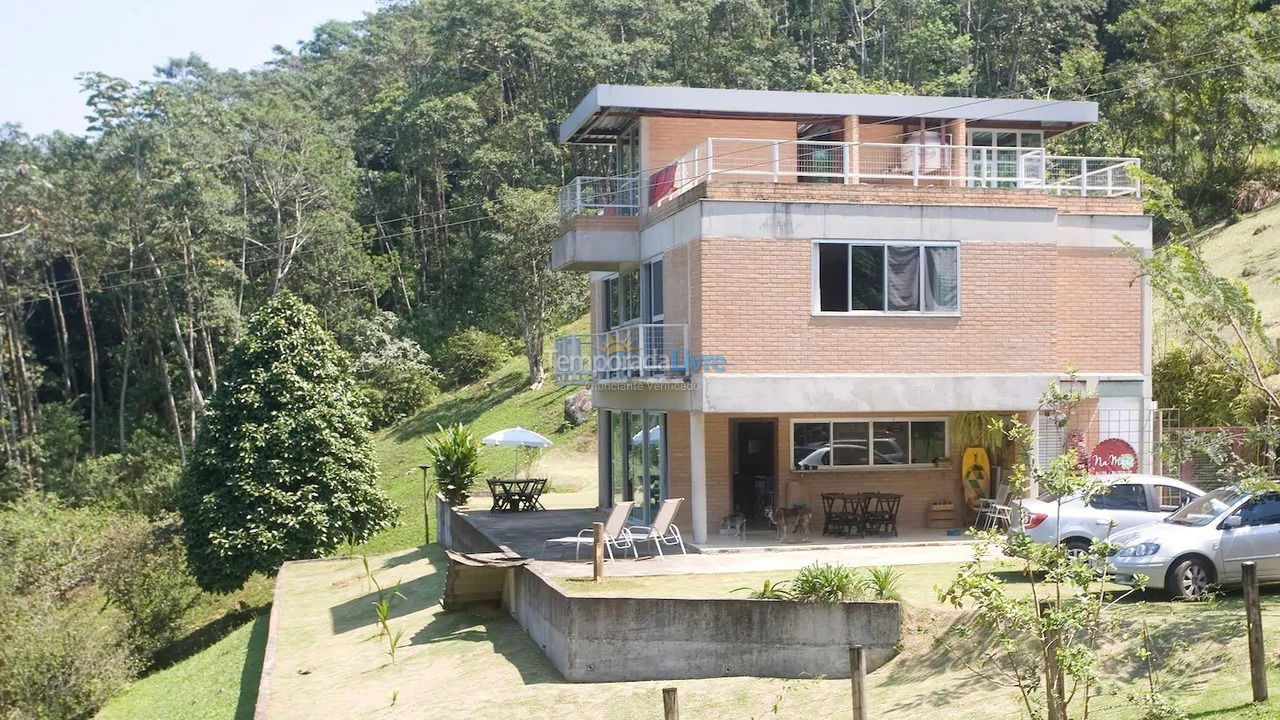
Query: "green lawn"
359 315 597 554
96 612 270 720
1178 200 1280 341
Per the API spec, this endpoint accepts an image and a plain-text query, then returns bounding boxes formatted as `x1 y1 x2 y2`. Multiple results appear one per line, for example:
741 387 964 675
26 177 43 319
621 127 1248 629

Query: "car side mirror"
1222 515 1243 530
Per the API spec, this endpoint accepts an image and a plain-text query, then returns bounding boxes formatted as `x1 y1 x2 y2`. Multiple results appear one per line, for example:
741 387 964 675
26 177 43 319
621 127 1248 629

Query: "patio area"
447 499 980 579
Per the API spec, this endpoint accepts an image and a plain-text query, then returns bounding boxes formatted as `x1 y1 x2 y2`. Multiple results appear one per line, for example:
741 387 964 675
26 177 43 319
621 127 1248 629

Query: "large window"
813 241 959 314
793 418 947 469
602 268 643 330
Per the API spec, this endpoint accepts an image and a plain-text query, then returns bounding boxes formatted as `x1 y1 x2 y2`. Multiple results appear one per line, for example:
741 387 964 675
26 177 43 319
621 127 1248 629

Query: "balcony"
557 175 640 219
553 324 690 386
652 137 1141 207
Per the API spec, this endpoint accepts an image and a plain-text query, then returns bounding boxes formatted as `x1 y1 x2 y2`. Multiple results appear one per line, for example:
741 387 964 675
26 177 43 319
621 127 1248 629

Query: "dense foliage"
179 292 396 592
0 496 200 720
438 327 514 388
1 0 1278 499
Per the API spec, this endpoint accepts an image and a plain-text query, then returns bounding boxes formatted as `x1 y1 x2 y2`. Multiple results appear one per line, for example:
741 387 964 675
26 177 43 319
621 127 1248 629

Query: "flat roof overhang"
560 84 1099 144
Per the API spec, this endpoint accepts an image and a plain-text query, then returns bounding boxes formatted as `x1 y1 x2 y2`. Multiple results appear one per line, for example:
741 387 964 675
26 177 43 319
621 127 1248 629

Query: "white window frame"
790 416 950 471
966 128 1045 149
810 239 961 317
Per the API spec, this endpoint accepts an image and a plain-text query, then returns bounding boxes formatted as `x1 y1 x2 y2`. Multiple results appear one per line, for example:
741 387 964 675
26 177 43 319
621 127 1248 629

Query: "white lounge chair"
541 501 637 561
627 497 687 557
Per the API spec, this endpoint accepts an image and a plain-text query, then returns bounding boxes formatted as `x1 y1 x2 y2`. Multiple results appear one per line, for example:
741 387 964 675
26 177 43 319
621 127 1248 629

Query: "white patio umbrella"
630 425 662 446
481 427 554 478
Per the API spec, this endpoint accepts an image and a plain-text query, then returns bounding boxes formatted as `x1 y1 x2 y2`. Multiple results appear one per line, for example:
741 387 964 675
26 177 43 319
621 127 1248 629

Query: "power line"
23 33 1280 294
3 47 1277 310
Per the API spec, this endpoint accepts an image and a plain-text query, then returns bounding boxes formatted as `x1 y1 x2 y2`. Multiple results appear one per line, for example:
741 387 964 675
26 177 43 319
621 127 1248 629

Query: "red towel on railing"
649 163 677 206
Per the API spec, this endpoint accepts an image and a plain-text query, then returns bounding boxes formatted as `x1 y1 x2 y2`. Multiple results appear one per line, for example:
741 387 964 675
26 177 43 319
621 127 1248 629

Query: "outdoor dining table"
820 492 902 538
487 478 548 512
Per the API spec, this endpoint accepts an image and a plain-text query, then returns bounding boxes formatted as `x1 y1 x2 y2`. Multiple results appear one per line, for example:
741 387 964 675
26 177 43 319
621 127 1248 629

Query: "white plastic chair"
627 497 687 557
541 501 637 561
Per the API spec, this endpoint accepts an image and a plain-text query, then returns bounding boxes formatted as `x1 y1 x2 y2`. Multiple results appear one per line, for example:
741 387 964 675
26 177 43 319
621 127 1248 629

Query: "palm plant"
790 562 869 603
425 423 481 505
733 578 793 600
866 566 904 601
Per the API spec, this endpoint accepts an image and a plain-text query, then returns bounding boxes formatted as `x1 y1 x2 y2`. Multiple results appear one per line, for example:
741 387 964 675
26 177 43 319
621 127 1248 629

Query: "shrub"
425 423 481 505
437 327 512 387
0 495 142 718
353 312 442 429
179 292 397 592
97 517 201 659
0 590 139 720
790 562 869 603
866 566 904 601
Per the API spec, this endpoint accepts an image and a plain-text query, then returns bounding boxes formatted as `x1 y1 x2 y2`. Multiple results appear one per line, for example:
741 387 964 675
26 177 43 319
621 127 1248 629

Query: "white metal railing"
663 137 1141 203
557 174 641 220
553 323 690 385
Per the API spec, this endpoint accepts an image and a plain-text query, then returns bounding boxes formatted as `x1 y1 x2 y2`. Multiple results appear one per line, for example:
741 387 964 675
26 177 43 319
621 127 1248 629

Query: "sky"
0 0 379 136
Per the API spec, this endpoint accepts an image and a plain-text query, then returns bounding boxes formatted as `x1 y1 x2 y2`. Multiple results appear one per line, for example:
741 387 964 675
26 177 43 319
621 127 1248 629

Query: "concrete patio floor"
453 501 983 580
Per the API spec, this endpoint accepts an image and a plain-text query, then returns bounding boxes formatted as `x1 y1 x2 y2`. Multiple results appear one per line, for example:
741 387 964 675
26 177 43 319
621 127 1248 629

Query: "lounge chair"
541 501 637 561
627 497 687 557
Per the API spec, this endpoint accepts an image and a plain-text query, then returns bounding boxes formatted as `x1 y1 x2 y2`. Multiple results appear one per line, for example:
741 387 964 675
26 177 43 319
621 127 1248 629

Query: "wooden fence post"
592 521 605 581
850 645 867 720
1243 561 1268 702
662 687 679 720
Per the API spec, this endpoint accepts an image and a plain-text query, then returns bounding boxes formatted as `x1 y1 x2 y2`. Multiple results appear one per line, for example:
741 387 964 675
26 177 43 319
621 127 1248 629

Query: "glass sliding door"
605 409 668 524
609 411 625 509
627 411 645 519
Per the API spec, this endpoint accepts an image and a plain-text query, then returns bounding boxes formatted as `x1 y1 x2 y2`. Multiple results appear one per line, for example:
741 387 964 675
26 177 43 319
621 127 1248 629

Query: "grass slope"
360 314 597 554
1183 201 1280 340
96 612 269 720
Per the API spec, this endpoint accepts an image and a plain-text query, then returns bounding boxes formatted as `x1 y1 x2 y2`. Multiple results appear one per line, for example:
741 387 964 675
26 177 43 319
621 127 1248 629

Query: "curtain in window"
924 246 959 312
886 246 920 312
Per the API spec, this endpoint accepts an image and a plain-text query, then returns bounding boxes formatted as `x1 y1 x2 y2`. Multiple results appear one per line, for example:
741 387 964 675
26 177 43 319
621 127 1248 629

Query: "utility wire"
3 47 1278 310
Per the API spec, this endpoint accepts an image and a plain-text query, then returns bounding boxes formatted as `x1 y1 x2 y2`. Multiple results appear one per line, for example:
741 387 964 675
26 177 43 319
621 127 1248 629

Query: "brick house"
551 84 1153 545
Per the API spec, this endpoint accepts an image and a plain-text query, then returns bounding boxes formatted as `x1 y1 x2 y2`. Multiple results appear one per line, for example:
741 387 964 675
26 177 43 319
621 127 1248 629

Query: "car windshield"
1163 488 1246 527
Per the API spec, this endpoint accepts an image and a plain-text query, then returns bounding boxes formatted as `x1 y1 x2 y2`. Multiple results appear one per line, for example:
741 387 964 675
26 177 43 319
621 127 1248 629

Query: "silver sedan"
1109 488 1280 600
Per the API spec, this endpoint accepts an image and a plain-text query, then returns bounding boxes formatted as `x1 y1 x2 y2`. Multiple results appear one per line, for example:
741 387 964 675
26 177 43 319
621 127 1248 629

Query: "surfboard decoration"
961 446 992 511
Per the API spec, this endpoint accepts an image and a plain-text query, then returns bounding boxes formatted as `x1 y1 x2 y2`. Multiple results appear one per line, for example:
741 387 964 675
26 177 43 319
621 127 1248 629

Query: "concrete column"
842 115 860 184
689 410 707 544
598 407 611 510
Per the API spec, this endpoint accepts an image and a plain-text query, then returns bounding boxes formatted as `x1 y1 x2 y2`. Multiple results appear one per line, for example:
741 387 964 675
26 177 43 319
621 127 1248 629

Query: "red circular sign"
1090 437 1138 473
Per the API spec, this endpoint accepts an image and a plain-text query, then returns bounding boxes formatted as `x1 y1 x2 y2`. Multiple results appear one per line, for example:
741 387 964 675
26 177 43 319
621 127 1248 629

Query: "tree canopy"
178 291 395 592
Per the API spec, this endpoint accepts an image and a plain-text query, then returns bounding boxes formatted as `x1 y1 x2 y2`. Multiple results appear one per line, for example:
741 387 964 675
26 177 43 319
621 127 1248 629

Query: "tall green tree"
178 291 395 592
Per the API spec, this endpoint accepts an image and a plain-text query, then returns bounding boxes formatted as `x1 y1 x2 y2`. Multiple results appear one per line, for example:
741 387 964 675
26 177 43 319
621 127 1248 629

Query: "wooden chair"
863 493 902 537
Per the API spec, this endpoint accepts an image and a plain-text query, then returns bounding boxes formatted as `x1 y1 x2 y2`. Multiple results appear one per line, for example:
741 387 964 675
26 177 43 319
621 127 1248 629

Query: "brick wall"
690 411 971 534
641 116 798 172
1053 247 1144 372
695 236 1140 375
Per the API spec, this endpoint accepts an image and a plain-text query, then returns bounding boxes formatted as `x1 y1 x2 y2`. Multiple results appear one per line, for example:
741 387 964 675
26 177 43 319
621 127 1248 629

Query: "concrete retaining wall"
506 566 899 682
436 494 501 553
442 501 900 682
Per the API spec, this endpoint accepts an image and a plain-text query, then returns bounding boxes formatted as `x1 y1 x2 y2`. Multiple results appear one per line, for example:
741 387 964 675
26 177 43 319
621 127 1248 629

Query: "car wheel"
1168 557 1214 601
1063 538 1091 560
